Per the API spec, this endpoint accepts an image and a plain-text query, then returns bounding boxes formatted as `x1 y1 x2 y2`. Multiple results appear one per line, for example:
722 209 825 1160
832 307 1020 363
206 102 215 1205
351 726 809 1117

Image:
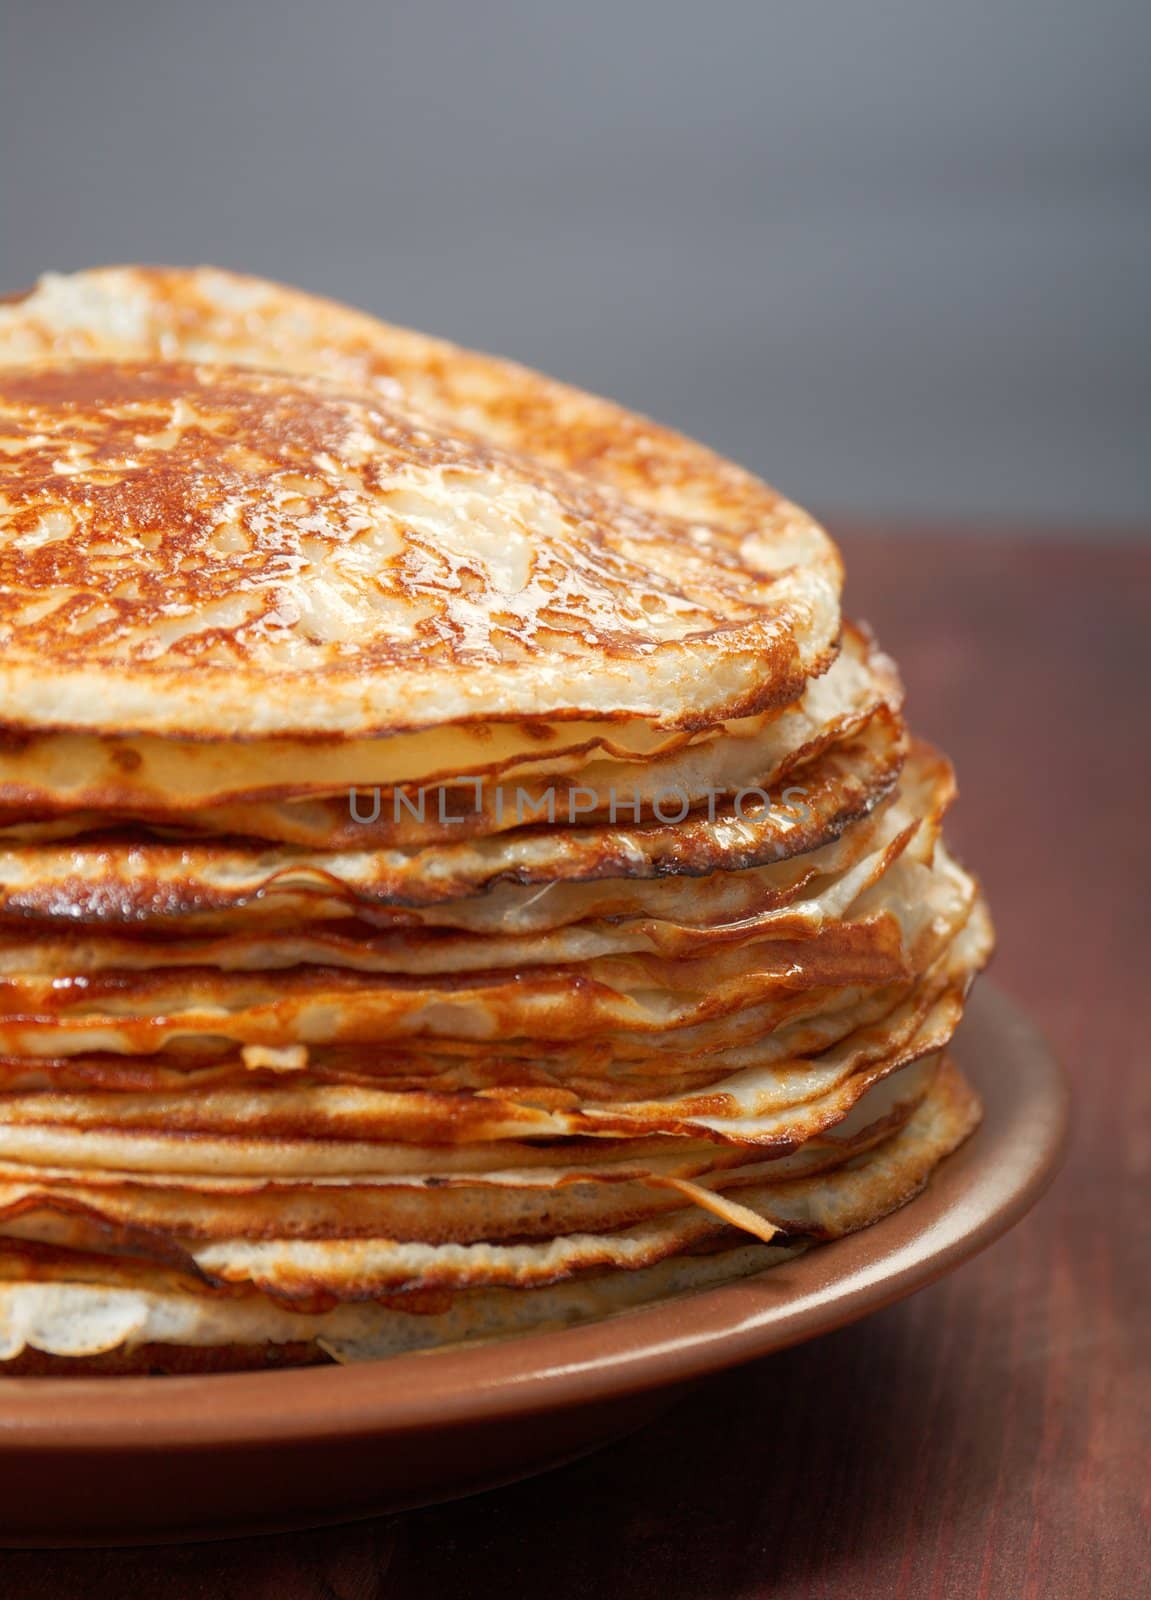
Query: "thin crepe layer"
0 1056 980 1360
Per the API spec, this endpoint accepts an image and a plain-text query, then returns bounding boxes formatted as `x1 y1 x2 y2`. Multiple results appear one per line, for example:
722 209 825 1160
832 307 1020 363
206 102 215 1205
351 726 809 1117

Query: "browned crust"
0 354 839 738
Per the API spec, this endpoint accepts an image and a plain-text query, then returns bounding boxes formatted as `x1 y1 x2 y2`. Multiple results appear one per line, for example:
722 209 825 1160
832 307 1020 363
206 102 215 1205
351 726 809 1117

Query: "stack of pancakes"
0 269 991 1371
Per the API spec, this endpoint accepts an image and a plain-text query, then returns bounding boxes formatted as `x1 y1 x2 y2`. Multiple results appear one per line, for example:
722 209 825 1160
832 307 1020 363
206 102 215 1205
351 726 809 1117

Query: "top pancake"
0 268 842 739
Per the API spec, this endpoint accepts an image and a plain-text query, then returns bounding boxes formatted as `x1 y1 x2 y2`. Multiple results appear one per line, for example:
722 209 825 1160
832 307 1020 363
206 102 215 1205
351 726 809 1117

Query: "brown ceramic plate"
0 983 1066 1547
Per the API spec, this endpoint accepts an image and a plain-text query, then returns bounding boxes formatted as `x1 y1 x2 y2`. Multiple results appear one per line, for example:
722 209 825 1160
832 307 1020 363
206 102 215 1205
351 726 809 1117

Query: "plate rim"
0 982 1068 1451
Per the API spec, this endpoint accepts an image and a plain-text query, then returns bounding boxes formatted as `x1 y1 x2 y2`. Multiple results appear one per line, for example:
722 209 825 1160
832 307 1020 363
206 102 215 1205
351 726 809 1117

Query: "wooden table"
7 534 1149 1599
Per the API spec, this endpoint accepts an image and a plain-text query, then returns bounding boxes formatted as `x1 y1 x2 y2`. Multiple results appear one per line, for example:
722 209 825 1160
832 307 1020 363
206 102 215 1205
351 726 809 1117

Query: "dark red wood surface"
5 534 1149 1599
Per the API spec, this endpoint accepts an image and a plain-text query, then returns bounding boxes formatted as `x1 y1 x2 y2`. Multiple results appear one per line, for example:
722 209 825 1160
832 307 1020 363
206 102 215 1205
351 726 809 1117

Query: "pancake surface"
0 267 991 1370
0 305 840 737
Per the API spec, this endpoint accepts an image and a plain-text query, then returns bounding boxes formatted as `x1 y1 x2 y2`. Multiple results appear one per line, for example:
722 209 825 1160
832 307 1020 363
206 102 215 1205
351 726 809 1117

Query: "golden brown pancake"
0 358 839 738
0 268 992 1370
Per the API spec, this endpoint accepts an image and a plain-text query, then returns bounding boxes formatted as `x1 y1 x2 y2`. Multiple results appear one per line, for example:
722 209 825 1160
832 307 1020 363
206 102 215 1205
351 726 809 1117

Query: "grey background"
2 0 1148 528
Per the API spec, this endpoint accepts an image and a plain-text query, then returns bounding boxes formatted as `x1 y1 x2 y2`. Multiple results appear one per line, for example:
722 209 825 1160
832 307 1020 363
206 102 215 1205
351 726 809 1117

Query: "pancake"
0 620 897 828
0 633 896 848
0 708 908 917
0 862 972 1059
0 1057 980 1363
0 357 840 738
0 744 942 968
0 267 993 1370
0 899 988 1170
0 1059 938 1253
0 264 835 551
